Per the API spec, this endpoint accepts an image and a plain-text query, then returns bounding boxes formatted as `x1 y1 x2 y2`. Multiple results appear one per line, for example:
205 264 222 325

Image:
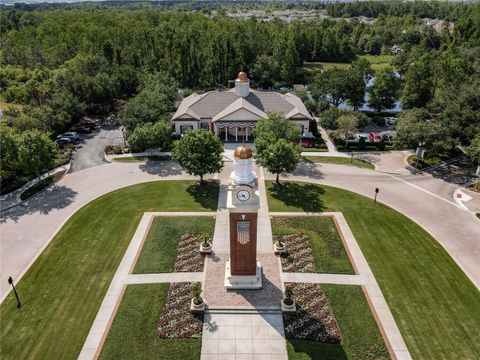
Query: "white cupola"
231 145 256 186
235 71 250 98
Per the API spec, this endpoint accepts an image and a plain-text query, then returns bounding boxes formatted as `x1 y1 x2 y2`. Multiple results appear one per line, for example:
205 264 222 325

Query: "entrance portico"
214 121 256 142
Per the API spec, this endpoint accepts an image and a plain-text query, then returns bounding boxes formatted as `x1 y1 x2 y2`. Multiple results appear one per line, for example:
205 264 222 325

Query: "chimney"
235 71 250 98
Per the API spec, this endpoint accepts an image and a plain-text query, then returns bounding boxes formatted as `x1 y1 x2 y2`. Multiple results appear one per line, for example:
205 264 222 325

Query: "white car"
385 117 397 126
357 134 370 143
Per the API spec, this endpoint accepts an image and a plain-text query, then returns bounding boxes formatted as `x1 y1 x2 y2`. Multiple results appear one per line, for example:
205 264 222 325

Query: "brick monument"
224 145 262 289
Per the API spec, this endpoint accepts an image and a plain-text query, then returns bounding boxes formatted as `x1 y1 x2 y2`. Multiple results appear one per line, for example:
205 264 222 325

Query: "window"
200 122 209 130
180 124 194 134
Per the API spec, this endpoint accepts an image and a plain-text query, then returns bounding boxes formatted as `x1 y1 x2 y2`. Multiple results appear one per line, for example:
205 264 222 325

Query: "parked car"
346 135 358 143
382 133 394 142
57 132 79 142
385 117 397 126
357 134 370 143
368 132 381 143
71 125 92 134
55 138 74 146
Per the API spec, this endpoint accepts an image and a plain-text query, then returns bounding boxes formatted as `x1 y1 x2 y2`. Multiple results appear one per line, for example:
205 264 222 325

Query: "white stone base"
224 260 262 289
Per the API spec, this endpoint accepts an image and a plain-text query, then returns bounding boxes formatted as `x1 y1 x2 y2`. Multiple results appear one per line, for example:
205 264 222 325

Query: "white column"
246 127 249 142
225 126 228 141
235 127 238 142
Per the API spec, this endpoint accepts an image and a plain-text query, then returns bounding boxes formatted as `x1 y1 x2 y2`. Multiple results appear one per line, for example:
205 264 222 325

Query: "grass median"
303 156 375 169
267 181 480 359
0 180 218 360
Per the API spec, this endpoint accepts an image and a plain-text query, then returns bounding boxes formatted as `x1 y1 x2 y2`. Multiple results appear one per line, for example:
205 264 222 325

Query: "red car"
368 132 381 143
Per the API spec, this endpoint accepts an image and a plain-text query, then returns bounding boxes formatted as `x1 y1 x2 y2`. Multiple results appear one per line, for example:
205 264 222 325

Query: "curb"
0 162 71 213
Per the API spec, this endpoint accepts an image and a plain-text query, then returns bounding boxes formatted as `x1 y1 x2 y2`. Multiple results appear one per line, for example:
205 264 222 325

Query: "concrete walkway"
272 211 412 360
201 311 287 360
78 211 214 360
201 165 288 359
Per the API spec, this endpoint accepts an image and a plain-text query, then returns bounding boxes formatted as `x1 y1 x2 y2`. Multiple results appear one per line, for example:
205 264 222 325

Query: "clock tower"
224 145 262 289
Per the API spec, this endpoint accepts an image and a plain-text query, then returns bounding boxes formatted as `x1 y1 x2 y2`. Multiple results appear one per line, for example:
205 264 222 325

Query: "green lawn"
20 170 66 201
297 55 393 79
301 148 329 152
267 181 480 359
271 217 354 274
303 156 375 169
287 285 389 360
0 180 218 360
133 216 215 273
98 284 201 360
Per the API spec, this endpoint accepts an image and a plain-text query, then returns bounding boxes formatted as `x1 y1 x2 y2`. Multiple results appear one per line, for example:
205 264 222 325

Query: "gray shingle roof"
173 89 311 121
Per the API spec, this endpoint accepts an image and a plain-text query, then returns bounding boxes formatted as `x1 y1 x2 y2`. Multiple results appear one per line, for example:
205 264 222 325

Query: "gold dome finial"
236 71 249 82
234 144 253 159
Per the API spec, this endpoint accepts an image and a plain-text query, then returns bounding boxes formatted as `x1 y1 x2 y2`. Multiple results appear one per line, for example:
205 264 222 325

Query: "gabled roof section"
282 93 312 120
212 97 267 122
172 93 206 120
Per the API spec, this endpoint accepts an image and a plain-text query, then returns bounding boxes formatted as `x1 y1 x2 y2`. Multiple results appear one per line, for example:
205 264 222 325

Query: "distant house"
390 44 402 55
172 72 312 142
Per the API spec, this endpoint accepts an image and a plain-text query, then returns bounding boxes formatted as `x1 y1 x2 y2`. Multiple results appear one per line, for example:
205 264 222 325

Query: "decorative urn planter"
281 298 296 313
200 242 212 255
190 298 205 314
274 241 286 255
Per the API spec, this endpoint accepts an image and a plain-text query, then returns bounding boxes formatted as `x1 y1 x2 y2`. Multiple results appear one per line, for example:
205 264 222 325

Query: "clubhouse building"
172 72 312 142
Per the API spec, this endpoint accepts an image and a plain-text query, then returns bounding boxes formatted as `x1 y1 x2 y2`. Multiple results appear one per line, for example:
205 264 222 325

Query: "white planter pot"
200 243 212 254
190 298 206 314
281 299 296 313
274 242 286 255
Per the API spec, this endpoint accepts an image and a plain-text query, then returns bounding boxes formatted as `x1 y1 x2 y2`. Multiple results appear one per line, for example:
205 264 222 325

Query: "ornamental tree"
127 121 172 152
172 129 224 185
254 113 301 185
336 114 358 150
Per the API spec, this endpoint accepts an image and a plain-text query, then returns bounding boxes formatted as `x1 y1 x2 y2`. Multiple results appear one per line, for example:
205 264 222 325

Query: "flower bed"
277 233 315 273
173 234 205 272
157 282 203 339
283 282 341 344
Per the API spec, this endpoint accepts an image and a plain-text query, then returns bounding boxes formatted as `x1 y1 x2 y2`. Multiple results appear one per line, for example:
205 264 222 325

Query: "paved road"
70 124 123 173
282 162 480 289
1 157 479 301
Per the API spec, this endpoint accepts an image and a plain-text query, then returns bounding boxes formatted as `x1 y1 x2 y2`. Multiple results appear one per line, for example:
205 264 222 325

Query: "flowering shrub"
283 283 341 344
278 233 315 273
157 282 203 339
174 234 206 272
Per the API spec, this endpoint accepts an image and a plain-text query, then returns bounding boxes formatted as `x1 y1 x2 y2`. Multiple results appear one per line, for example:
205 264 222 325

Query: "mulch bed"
173 234 206 272
276 233 315 273
283 282 341 344
157 282 203 339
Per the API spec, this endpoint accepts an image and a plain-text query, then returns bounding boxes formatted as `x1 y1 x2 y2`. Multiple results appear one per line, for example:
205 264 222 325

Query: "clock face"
237 189 250 202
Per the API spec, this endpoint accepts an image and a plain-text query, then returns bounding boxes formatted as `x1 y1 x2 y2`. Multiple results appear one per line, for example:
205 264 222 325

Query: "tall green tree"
466 135 480 165
251 55 280 88
0 126 19 179
253 112 301 184
311 68 350 107
259 139 301 185
172 129 224 185
17 129 58 179
368 67 399 112
401 53 434 109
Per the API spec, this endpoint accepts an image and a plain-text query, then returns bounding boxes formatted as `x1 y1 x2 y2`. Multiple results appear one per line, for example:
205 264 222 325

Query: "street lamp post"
8 276 21 309
374 187 379 203
475 166 480 190
415 141 426 169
